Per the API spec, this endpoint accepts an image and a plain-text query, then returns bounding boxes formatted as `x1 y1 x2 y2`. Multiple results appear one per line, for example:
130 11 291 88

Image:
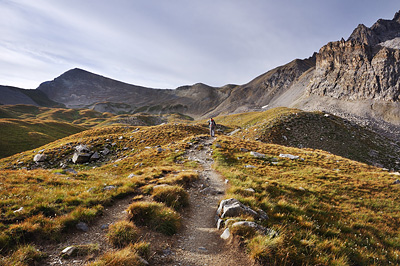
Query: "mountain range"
2 10 400 138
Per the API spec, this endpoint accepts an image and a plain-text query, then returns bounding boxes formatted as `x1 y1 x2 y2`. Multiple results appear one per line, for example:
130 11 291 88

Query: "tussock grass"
213 135 400 265
0 244 45 266
86 244 147 266
127 201 181 235
106 221 139 248
171 171 199 186
151 185 189 210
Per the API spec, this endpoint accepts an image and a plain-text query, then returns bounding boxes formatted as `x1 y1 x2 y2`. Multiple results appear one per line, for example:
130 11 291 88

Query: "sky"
1 0 399 90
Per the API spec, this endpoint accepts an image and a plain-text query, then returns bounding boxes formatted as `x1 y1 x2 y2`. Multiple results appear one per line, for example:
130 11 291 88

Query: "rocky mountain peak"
393 10 400 23
348 10 400 46
308 10 400 103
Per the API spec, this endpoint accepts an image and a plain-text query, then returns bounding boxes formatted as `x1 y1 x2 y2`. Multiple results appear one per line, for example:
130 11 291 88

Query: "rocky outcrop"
307 38 400 102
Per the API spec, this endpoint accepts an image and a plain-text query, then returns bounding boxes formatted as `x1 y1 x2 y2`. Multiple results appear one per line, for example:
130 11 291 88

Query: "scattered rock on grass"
103 185 117 191
250 151 265 158
33 154 46 162
217 198 268 220
279 153 300 160
72 152 91 164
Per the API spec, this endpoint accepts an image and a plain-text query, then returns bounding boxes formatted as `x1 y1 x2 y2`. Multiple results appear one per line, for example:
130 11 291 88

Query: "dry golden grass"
1 108 399 265
213 135 400 265
106 221 139 248
126 201 181 236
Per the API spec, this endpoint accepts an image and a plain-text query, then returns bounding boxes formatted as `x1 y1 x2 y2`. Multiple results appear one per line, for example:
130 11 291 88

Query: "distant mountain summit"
36 68 229 118
37 68 173 109
2 10 400 137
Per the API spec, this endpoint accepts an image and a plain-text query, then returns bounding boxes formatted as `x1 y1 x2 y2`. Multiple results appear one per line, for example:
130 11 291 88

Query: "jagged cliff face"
307 12 400 102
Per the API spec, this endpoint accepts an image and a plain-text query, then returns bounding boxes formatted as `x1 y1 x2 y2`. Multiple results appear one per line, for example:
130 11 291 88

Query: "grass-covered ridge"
0 123 206 264
213 135 400 265
1 106 400 265
0 119 86 159
0 104 195 159
217 107 400 171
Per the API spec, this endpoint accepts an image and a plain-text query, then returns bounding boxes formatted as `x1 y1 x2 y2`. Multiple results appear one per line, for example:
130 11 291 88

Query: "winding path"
156 136 255 266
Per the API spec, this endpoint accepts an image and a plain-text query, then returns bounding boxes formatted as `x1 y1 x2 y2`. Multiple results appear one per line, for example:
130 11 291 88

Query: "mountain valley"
1 9 400 266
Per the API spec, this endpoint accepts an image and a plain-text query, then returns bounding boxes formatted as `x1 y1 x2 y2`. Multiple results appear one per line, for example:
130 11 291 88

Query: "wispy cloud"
1 0 399 89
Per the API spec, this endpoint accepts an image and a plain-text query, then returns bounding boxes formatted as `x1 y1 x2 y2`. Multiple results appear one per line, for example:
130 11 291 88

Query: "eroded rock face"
307 12 400 103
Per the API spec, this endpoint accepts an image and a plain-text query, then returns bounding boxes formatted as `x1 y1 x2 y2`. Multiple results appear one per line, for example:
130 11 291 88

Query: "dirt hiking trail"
154 136 256 266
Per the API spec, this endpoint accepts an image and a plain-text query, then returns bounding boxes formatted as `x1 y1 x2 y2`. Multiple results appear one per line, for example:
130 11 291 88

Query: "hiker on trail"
209 118 216 137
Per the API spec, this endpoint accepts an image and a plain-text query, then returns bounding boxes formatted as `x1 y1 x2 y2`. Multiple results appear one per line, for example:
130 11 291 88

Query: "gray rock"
220 228 230 240
72 152 91 164
90 151 100 161
65 168 78 174
75 144 90 153
215 143 222 148
101 147 110 155
240 148 249 152
393 179 400 184
13 207 24 213
33 153 46 162
244 188 255 193
217 198 268 221
217 219 224 229
76 222 89 232
279 153 300 160
245 165 256 168
250 151 266 158
101 224 109 230
103 185 117 191
232 221 277 237
61 246 76 257
138 257 149 265
128 173 136 178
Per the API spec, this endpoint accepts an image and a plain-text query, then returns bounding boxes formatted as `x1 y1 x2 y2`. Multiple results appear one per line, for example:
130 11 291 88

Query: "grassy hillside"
0 119 86 158
216 107 400 171
212 136 400 265
0 105 114 126
0 124 207 264
0 105 194 159
1 107 400 265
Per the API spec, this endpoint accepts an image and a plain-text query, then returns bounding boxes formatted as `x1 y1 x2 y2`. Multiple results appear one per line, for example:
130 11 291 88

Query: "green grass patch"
127 201 181 235
86 244 147 266
151 185 189 210
106 221 139 248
